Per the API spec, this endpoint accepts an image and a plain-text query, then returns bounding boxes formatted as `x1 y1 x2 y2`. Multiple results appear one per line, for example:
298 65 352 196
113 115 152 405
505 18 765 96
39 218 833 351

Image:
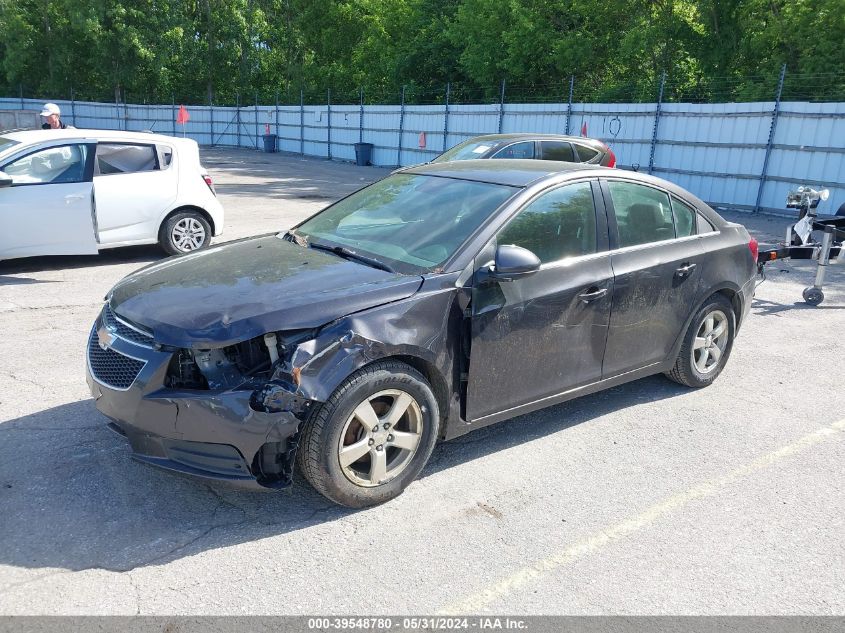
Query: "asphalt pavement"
0 148 843 615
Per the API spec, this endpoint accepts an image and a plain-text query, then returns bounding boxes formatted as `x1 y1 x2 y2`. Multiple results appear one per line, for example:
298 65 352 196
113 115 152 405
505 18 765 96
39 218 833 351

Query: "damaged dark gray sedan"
86 160 757 507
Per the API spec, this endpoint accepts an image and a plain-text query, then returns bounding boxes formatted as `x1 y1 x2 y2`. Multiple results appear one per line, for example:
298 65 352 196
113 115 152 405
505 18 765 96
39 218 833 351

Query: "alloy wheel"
337 389 423 487
692 309 729 374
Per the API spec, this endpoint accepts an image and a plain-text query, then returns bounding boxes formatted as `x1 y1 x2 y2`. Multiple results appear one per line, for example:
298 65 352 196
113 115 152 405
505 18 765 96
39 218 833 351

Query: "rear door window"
697 213 716 234
607 181 674 248
96 143 158 175
539 141 575 162
671 196 697 237
491 141 535 159
158 145 174 168
573 144 599 162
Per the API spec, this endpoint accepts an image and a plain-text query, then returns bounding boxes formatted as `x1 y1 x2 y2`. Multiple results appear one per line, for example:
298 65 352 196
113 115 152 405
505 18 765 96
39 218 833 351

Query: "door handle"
675 263 697 277
578 287 608 303
64 194 85 204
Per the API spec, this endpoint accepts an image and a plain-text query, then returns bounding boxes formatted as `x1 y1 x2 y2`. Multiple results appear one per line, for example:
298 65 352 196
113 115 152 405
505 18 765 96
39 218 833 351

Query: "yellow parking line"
438 418 845 615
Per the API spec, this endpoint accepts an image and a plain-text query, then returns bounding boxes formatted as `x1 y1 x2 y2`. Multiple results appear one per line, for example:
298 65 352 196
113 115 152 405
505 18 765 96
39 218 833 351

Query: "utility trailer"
757 187 844 305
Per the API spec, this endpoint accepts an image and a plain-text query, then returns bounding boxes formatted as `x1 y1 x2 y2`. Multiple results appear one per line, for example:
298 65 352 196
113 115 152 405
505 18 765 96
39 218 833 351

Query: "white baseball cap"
40 103 61 117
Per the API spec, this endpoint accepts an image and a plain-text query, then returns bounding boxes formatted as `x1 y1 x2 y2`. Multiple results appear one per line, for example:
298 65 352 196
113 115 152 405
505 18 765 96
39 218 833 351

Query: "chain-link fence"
3 66 844 216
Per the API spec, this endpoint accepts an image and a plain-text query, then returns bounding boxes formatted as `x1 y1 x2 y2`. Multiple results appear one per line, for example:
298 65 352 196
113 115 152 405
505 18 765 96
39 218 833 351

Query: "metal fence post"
647 71 666 175
171 94 176 136
497 79 506 133
565 75 574 135
19 84 23 110
359 87 364 143
754 64 787 213
275 90 279 142
236 93 241 148
115 91 122 131
209 93 215 147
396 85 406 167
327 89 332 159
443 82 451 151
300 89 305 155
70 87 77 127
255 92 259 149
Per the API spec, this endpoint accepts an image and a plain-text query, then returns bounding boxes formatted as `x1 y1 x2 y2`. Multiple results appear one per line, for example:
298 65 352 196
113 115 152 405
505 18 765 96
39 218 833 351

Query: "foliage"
0 0 840 104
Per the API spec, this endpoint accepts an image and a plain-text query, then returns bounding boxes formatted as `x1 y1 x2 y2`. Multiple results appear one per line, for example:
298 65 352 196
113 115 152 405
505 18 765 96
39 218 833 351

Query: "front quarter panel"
268 273 464 431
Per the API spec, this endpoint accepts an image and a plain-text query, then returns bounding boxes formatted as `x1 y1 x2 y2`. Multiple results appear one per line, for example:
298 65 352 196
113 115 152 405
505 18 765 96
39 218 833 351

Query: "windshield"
431 139 503 163
293 173 518 273
0 137 20 158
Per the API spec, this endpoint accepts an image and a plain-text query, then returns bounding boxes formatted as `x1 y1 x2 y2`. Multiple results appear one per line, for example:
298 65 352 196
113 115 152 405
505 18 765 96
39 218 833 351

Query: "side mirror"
481 244 541 282
0 171 12 188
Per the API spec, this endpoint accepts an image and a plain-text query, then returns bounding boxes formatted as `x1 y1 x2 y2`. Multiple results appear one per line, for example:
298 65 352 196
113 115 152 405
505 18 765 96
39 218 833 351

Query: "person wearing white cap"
40 103 70 129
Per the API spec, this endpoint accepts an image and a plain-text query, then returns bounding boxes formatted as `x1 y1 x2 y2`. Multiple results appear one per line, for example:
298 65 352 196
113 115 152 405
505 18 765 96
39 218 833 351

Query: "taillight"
748 237 759 261
203 174 216 196
599 142 616 168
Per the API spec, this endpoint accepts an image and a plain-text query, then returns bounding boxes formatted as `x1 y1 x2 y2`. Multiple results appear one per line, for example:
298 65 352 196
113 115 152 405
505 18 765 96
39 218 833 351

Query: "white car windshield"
0 137 20 159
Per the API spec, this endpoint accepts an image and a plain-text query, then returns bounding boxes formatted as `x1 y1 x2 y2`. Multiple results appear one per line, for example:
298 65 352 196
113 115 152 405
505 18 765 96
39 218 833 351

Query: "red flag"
176 105 190 124
580 121 588 137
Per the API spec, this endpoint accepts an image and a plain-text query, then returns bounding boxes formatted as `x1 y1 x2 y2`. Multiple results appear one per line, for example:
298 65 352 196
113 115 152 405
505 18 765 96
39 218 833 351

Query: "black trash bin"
354 142 374 166
262 134 277 153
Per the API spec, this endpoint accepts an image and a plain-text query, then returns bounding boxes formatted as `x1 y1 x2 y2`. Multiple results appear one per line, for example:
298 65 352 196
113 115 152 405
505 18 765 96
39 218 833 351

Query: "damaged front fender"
254 274 466 434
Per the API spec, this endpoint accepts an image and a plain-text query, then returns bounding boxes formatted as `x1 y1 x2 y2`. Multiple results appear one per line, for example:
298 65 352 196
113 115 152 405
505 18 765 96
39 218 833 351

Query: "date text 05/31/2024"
307 618 528 630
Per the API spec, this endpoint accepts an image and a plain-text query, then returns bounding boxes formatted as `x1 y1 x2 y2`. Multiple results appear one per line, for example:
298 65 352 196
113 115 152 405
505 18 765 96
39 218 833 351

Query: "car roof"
403 159 599 187
455 133 605 146
402 159 718 214
0 128 192 147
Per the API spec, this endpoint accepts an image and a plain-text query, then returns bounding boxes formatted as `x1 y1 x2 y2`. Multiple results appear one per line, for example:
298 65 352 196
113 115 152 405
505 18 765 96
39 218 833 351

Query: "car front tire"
159 211 212 256
297 361 440 508
666 294 736 388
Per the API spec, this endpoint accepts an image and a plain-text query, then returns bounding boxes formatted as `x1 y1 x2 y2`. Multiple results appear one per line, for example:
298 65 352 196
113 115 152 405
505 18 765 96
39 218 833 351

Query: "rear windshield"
294 173 517 273
432 140 503 163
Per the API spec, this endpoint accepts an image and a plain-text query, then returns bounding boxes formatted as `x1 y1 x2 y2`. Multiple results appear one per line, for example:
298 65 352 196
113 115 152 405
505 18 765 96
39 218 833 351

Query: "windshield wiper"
309 241 395 273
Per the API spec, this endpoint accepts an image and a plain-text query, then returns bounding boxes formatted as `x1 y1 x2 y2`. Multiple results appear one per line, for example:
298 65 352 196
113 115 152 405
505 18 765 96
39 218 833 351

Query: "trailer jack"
757 186 845 306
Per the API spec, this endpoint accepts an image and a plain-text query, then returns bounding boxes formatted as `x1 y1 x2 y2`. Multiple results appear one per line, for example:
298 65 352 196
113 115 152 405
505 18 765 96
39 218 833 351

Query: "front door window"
497 181 597 262
3 144 89 185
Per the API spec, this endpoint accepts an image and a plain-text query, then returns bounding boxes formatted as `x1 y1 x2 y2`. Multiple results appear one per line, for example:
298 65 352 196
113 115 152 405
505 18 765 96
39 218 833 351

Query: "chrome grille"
87 328 146 390
102 304 154 347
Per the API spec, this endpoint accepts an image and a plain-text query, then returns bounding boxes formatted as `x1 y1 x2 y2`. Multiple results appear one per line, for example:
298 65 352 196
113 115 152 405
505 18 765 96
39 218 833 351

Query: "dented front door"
465 180 613 422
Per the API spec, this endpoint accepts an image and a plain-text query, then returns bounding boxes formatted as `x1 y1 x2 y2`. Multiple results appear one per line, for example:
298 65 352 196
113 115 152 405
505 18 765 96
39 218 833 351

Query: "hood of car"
109 234 423 348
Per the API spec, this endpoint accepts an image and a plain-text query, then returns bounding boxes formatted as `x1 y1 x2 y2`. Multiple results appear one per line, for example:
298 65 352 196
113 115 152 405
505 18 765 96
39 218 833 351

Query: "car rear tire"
665 295 735 388
159 211 212 256
297 361 439 508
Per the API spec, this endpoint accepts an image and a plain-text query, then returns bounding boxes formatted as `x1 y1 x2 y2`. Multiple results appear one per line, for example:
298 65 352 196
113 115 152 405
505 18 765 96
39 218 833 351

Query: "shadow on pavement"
752 297 845 316
0 276 57 286
0 246 165 275
0 375 685 573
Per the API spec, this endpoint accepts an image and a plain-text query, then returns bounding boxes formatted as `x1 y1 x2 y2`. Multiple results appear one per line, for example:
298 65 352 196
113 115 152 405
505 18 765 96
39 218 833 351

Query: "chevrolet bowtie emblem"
97 327 115 351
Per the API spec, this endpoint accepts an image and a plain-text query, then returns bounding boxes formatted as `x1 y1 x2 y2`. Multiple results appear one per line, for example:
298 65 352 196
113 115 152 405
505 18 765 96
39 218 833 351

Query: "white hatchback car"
0 129 224 260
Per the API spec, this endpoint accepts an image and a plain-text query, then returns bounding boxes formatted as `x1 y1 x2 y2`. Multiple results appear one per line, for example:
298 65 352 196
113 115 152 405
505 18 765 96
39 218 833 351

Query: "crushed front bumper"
85 316 307 489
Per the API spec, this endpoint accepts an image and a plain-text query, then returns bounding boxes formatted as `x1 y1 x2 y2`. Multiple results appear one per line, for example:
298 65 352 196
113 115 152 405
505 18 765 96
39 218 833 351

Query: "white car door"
93 142 178 245
0 143 98 259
